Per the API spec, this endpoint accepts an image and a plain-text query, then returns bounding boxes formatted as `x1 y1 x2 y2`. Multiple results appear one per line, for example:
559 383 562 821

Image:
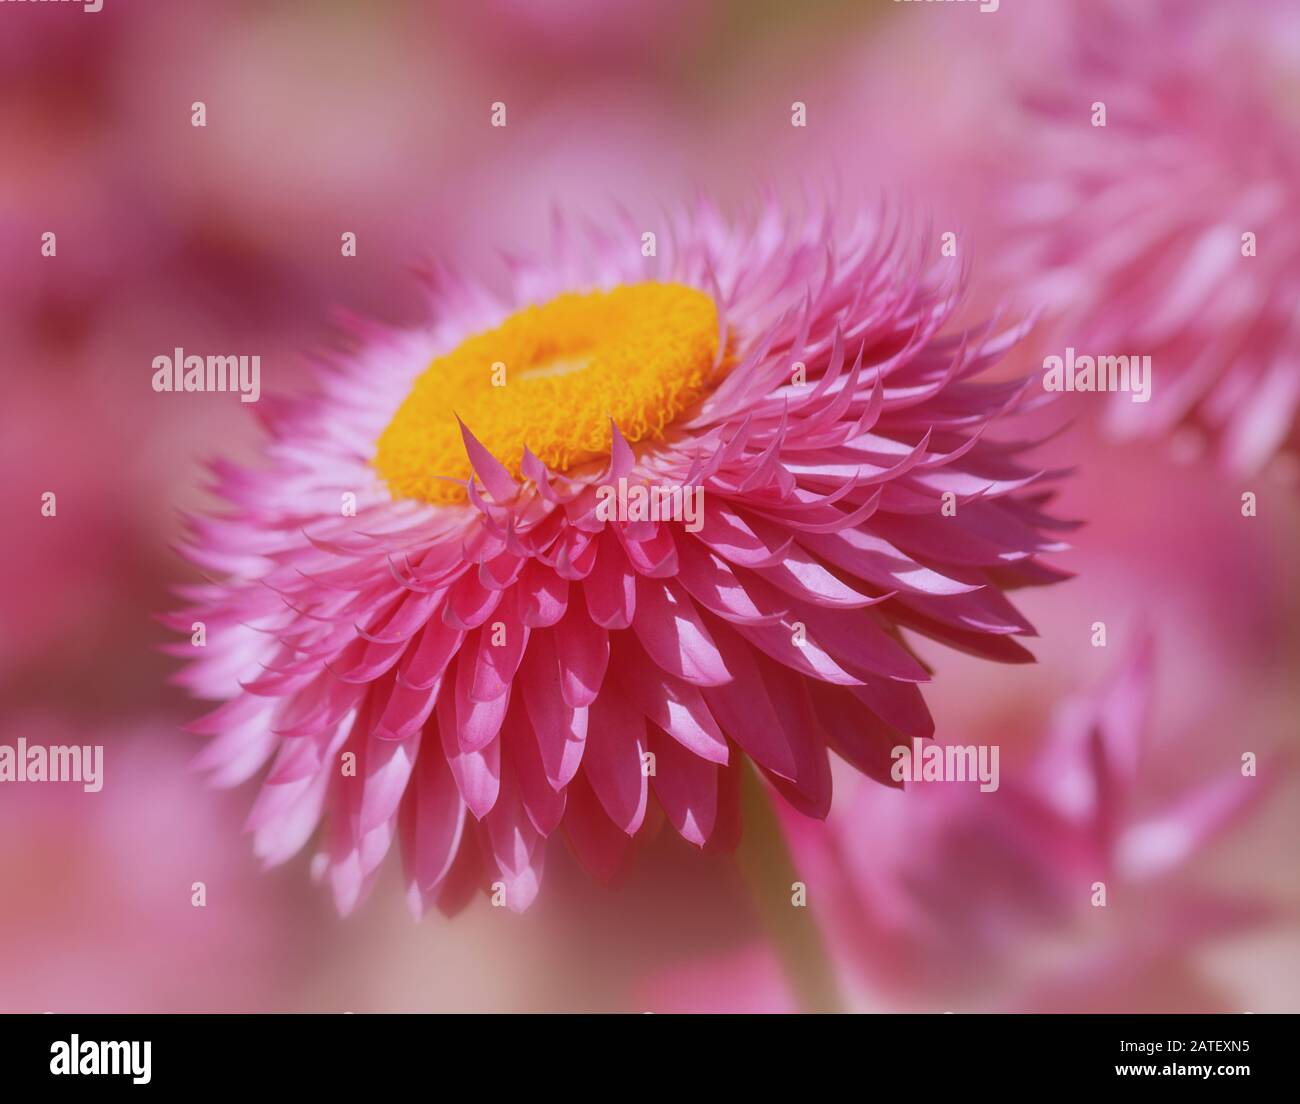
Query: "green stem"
736 763 844 1013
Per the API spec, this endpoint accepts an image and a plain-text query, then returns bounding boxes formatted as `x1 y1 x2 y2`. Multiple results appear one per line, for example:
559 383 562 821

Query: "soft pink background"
2 0 1297 1012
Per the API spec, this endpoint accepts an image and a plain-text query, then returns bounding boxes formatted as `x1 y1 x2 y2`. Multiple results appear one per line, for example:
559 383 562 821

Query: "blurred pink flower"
647 640 1281 1012
998 0 1300 474
169 202 1069 916
0 715 301 1013
1 368 176 685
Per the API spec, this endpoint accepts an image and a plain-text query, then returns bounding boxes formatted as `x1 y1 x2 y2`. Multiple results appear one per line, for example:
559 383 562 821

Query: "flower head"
999 0 1300 474
170 202 1068 915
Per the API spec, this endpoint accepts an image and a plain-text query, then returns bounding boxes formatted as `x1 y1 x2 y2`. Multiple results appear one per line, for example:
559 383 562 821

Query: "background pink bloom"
991 0 1300 475
0 716 311 1013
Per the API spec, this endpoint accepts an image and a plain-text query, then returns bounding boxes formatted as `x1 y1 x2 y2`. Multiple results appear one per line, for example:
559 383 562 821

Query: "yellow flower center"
375 282 722 504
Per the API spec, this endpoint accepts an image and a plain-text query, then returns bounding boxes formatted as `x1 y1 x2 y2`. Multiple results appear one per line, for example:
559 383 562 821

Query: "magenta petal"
395 620 464 691
398 738 466 894
562 769 631 882
584 530 637 628
438 680 500 818
553 600 610 707
482 758 540 879
457 417 520 503
506 702 567 835
649 725 718 846
631 576 733 686
583 686 649 834
519 630 588 787
360 728 421 833
454 650 510 753
517 560 569 627
468 616 529 703
699 616 800 781
613 641 729 765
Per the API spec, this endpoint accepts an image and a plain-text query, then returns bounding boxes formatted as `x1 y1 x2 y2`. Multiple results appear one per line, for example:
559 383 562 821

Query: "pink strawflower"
169 203 1068 915
650 641 1279 1012
1000 0 1300 474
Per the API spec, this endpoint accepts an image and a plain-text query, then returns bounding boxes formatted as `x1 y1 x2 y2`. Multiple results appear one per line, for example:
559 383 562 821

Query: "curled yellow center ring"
375 282 722 504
